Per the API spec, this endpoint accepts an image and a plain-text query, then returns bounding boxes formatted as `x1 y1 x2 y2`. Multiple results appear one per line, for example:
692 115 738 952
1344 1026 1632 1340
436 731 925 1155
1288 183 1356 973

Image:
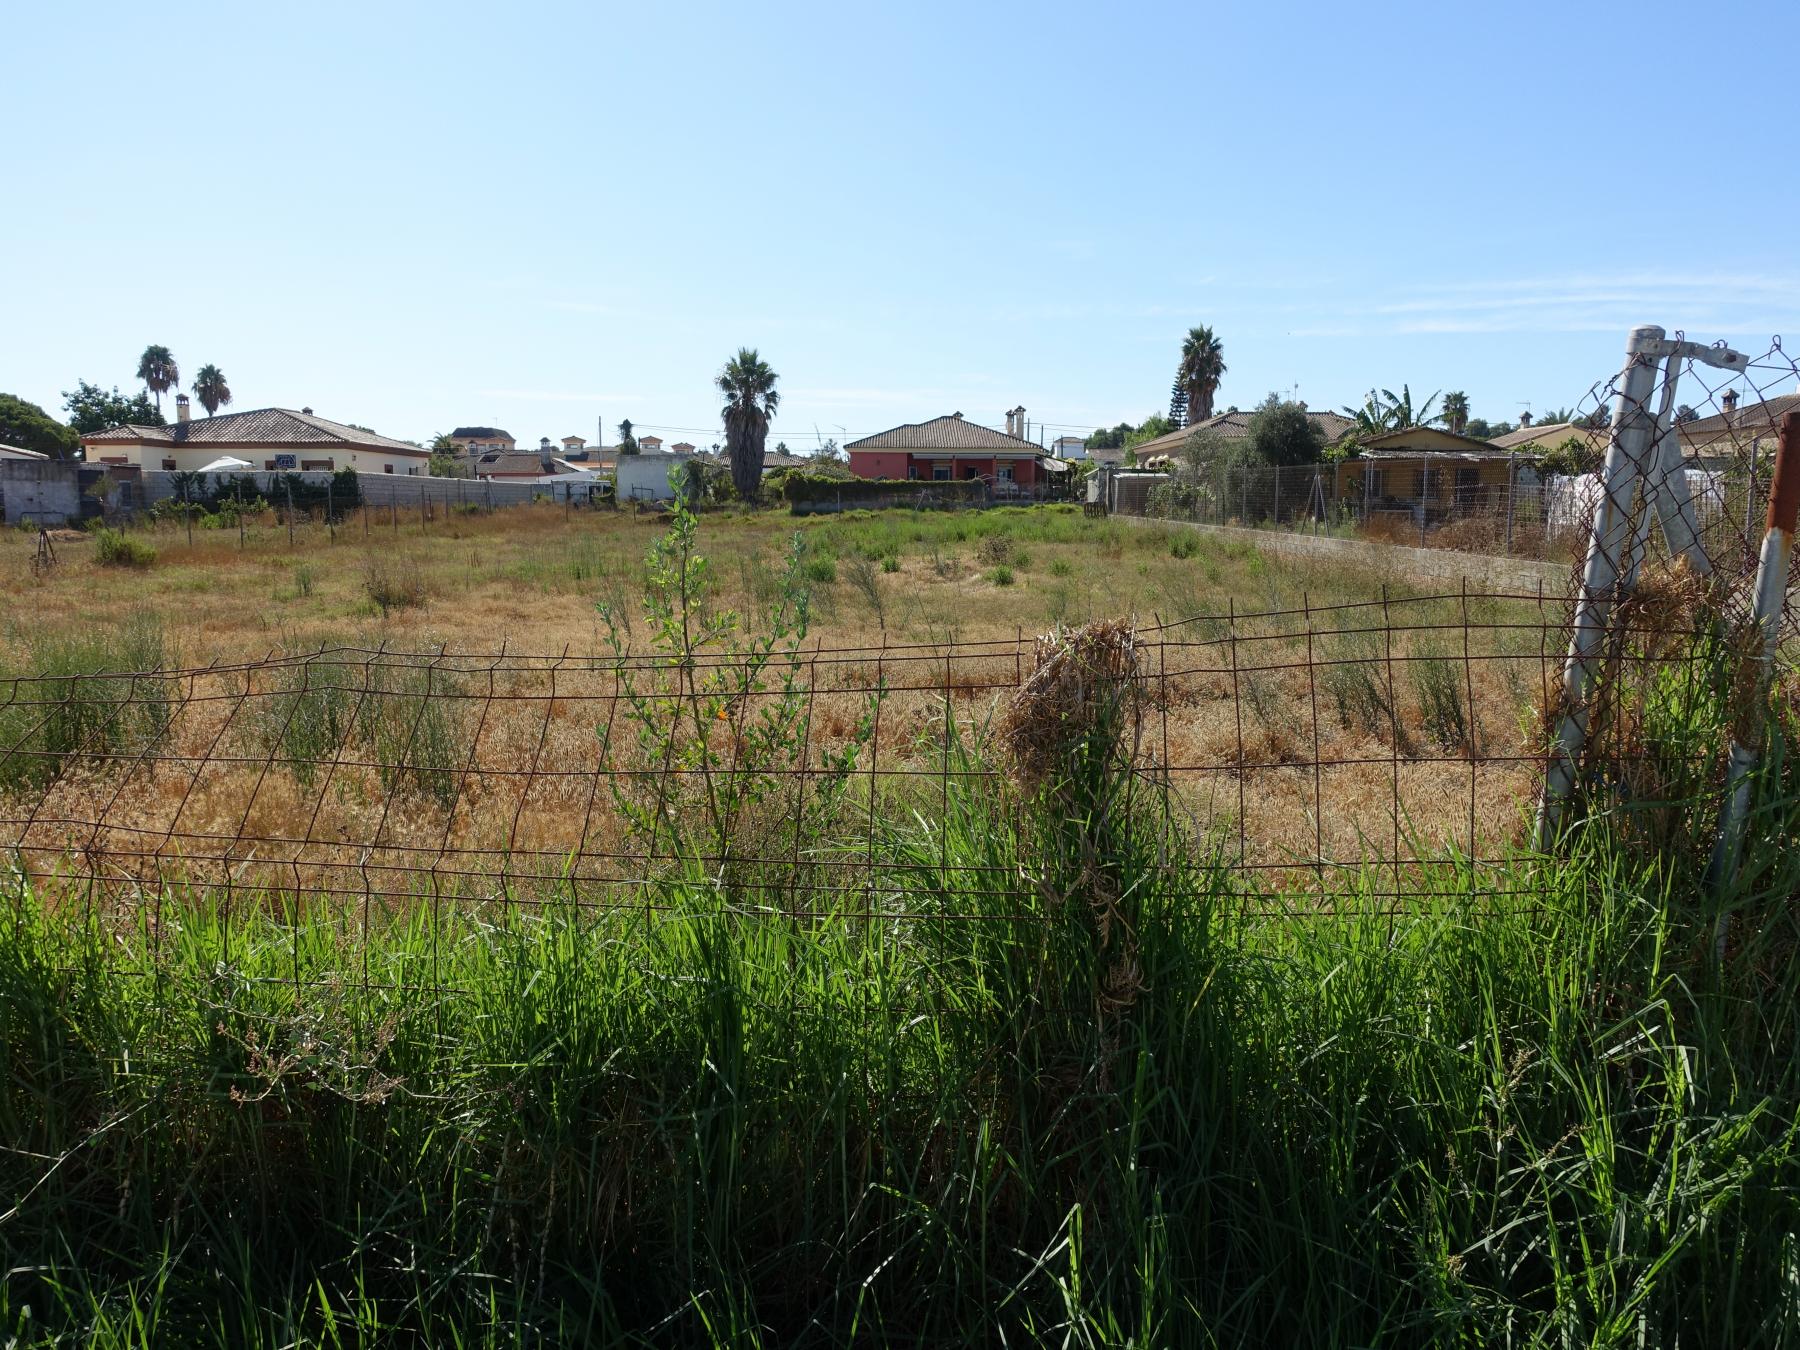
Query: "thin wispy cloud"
1293 271 1800 338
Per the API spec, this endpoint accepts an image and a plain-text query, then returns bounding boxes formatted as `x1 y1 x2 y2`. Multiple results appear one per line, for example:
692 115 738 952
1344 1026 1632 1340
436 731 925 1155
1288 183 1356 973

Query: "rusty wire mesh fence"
0 585 1636 965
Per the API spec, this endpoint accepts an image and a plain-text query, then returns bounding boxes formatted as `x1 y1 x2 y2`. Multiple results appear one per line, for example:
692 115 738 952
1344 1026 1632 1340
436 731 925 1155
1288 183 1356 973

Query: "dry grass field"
0 502 1561 899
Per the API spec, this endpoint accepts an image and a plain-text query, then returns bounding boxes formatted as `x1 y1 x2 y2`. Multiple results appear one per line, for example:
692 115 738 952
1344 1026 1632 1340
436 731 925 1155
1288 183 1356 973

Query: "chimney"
1016 406 1027 439
175 393 191 423
952 411 962 419
1519 410 1533 428
539 436 555 471
1722 388 1740 422
1004 408 1015 437
301 406 313 416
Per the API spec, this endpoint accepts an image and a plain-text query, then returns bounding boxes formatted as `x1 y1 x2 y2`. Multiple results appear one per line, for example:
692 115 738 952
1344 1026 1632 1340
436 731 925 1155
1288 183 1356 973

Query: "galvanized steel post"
1706 410 1800 917
1534 324 1666 848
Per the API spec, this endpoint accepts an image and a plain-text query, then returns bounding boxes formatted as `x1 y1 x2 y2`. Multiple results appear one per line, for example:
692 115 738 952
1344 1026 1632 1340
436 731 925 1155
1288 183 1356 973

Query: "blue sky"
7 0 1798 450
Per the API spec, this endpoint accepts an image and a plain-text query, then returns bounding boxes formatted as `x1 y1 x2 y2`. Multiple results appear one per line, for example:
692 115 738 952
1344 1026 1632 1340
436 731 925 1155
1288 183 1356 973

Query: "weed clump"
94 528 155 568
0 619 170 792
364 557 427 616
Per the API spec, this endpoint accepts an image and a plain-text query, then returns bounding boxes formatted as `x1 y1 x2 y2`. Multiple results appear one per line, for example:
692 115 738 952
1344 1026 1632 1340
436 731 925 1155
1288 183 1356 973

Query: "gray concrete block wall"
2 460 82 526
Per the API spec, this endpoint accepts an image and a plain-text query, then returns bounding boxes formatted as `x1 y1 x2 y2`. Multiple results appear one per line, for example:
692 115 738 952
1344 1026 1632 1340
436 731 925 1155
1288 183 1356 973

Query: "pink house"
844 413 1046 492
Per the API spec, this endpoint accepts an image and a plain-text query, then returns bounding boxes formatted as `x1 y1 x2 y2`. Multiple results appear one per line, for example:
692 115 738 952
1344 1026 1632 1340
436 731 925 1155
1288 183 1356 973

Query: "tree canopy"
192 364 233 417
1247 393 1326 466
61 381 164 436
136 345 179 411
616 419 639 456
0 393 81 459
716 348 780 502
1175 326 1226 424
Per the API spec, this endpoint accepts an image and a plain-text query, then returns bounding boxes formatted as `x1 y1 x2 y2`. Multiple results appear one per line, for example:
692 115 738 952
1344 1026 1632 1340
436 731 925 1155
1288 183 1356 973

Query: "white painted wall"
85 442 427 475
614 453 693 502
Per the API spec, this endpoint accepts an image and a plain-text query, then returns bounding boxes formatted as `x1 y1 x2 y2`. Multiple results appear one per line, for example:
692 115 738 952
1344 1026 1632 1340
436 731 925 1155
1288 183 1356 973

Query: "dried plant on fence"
999 620 1148 1082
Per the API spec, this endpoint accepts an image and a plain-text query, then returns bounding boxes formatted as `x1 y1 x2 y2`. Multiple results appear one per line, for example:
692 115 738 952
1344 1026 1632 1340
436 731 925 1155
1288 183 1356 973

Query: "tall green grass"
4 709 1799 1345
0 619 170 793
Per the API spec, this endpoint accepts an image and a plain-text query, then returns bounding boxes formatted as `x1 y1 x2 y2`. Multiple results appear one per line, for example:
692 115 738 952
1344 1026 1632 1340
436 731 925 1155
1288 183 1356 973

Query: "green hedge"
777 473 986 510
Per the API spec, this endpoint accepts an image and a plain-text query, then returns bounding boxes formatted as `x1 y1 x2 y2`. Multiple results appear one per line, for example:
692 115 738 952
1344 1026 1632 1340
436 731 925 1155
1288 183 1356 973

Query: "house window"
162 459 177 471
384 465 394 474
907 464 918 480
963 465 980 480
997 464 1014 482
932 464 951 481
1366 467 1384 499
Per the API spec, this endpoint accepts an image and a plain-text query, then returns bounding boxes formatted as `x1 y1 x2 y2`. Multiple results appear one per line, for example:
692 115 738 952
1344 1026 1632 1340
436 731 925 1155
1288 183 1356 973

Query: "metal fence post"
284 476 295 547
1505 453 1516 553
326 479 335 543
1534 323 1667 847
1706 410 1800 928
1272 465 1281 526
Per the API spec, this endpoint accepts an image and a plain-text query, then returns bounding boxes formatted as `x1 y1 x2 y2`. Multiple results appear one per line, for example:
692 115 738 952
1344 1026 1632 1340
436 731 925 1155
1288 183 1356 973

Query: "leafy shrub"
989 564 1016 586
780 473 985 512
1049 558 1074 577
803 555 838 586
94 528 156 568
976 534 1014 566
1169 531 1199 559
880 554 900 574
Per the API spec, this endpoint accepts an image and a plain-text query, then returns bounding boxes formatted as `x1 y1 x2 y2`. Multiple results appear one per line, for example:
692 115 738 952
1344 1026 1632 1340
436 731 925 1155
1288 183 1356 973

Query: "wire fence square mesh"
4 332 1796 995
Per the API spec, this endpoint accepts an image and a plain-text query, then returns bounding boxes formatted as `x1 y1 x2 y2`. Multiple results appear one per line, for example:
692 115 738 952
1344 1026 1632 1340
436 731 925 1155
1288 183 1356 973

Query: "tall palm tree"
137 345 180 412
192 364 232 417
1441 390 1470 435
716 348 779 503
1175 326 1227 424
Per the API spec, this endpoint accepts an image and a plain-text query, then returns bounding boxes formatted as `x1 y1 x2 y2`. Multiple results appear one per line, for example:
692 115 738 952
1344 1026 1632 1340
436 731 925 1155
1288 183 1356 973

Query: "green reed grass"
5 715 1800 1346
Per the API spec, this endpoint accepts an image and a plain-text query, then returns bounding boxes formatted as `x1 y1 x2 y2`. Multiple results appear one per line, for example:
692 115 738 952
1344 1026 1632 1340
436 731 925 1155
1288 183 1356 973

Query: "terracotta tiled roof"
1360 427 1500 454
1488 421 1588 450
83 408 426 455
1129 408 1357 460
1679 391 1800 448
846 415 1040 452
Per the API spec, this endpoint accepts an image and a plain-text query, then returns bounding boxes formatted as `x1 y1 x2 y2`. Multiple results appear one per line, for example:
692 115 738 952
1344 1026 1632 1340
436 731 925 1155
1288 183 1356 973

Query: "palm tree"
716 348 780 503
1441 390 1470 435
615 418 639 455
1340 385 1442 436
192 364 232 416
1175 327 1227 424
136 345 180 412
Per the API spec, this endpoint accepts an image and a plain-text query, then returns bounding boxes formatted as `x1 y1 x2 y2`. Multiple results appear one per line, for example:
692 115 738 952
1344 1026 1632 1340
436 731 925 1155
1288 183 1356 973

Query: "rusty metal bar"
1707 410 1800 925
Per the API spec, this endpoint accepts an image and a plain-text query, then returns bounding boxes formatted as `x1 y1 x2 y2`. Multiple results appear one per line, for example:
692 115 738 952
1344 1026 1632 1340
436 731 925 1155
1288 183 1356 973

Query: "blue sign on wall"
274 454 297 470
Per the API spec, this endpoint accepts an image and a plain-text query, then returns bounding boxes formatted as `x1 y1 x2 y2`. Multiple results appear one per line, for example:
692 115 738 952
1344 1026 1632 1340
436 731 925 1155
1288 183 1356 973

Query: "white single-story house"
83 403 429 475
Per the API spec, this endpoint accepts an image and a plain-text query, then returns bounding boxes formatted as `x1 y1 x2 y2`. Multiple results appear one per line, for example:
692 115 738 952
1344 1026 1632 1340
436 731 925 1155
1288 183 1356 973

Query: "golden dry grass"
0 503 1563 899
